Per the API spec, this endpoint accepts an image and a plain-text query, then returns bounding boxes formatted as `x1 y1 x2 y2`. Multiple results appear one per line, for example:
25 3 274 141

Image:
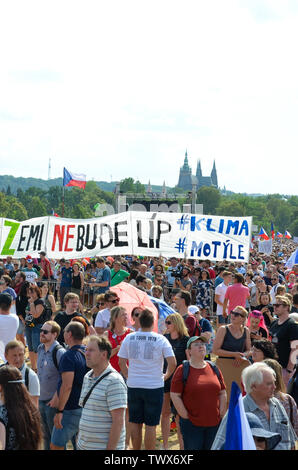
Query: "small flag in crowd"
271 222 275 240
276 232 283 238
224 382 256 450
63 167 86 189
259 227 269 240
285 248 298 268
284 230 292 239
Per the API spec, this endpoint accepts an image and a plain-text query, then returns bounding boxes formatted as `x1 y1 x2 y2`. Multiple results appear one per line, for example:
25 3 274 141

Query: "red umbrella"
111 282 158 332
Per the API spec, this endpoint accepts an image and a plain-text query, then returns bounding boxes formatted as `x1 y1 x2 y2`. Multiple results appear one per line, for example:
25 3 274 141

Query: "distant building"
177 150 218 191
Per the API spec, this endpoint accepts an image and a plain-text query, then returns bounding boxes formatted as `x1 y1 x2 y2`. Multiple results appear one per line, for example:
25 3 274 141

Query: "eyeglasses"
165 320 172 325
40 329 51 335
273 303 286 308
231 311 246 318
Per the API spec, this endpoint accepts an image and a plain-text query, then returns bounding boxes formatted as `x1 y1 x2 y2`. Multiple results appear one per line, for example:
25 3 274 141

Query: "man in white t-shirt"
0 293 19 362
94 291 120 335
214 271 232 327
118 309 176 450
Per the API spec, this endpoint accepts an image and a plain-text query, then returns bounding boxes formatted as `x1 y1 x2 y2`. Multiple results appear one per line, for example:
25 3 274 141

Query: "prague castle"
177 150 218 191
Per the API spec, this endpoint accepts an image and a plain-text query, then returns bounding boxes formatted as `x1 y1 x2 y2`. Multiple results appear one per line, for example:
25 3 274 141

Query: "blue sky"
0 0 297 195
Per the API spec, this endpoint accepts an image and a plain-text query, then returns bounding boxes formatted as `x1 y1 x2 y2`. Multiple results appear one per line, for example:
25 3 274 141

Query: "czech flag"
259 227 269 240
52 209 60 217
284 231 292 239
224 382 256 450
271 222 275 239
63 167 86 189
276 232 283 238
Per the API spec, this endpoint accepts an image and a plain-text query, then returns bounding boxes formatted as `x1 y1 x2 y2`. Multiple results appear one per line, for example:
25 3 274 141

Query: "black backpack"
52 344 64 369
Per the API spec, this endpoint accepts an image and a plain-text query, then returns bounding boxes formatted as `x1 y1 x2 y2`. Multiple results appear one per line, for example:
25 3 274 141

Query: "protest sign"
0 212 252 262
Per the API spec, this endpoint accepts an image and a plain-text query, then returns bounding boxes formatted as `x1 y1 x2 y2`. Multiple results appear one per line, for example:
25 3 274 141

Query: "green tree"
197 186 221 214
120 177 135 193
216 200 245 217
27 196 47 218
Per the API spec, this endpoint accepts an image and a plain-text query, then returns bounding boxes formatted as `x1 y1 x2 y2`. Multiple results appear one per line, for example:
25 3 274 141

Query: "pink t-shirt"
224 283 250 313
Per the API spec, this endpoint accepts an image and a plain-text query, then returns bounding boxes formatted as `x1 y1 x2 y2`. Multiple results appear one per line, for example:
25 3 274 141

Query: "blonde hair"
166 313 189 338
275 295 291 310
110 306 126 332
263 358 286 394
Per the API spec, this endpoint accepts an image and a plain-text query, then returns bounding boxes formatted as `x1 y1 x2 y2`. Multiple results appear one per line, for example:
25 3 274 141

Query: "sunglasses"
110 299 120 304
231 311 246 318
133 313 140 317
98 302 105 306
165 320 172 325
40 329 51 335
273 303 286 308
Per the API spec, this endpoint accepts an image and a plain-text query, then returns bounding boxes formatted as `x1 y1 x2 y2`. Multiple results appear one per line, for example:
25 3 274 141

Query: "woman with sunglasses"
130 307 142 331
161 313 189 450
212 306 251 401
90 294 106 325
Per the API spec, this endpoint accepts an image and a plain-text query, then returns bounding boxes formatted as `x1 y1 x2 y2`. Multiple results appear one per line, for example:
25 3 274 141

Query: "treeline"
196 186 298 236
0 180 297 236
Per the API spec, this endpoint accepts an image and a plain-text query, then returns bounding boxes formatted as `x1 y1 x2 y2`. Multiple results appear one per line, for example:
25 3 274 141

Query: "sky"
0 0 298 196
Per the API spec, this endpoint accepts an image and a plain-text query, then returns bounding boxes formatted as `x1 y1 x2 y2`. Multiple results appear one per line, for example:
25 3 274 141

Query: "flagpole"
62 185 65 217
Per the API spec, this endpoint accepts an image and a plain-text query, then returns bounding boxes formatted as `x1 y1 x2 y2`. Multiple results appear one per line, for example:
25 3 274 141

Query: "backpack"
181 359 224 390
52 344 64 370
185 313 202 337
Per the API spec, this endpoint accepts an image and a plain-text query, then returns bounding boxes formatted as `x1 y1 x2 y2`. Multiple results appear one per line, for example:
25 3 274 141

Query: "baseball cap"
187 336 208 349
38 251 46 256
245 413 281 450
188 305 199 315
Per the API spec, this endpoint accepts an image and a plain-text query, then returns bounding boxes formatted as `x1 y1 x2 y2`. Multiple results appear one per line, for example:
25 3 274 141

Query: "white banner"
258 238 273 254
0 212 252 262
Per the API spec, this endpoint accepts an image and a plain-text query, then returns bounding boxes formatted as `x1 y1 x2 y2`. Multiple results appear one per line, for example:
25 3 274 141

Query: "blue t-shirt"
57 345 89 410
60 267 73 287
3 287 17 301
95 266 111 294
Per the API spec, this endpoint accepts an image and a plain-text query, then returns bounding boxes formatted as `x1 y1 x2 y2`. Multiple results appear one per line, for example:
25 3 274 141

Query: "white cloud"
0 0 297 195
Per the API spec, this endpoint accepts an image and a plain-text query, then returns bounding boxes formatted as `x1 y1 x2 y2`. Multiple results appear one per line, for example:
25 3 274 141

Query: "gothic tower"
177 150 193 191
211 160 218 187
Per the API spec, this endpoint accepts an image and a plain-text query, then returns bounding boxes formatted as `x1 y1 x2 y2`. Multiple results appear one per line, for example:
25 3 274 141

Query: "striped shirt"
77 364 127 450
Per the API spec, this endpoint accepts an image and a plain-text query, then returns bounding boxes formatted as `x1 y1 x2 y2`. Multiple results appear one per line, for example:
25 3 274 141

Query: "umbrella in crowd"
110 282 158 332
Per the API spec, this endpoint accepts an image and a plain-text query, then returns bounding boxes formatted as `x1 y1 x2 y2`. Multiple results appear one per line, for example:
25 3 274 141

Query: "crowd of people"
0 239 298 451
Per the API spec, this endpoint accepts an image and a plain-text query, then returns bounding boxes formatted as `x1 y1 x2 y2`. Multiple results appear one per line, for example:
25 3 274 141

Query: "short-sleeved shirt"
54 311 90 345
215 282 228 315
95 266 111 294
94 308 111 330
23 268 39 284
37 341 66 400
110 269 129 287
224 283 250 313
77 364 127 450
20 363 40 397
171 362 226 427
60 267 73 287
57 344 89 410
269 318 298 368
118 331 175 389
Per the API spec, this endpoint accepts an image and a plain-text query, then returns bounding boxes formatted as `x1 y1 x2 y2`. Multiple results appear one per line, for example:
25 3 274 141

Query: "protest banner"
0 212 252 262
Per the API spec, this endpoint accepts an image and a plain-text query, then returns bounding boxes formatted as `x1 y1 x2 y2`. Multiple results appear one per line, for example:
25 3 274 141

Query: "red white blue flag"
63 167 86 189
284 231 292 239
259 227 269 240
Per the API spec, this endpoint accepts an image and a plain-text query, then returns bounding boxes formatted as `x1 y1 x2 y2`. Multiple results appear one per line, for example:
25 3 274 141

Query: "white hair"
241 362 276 394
